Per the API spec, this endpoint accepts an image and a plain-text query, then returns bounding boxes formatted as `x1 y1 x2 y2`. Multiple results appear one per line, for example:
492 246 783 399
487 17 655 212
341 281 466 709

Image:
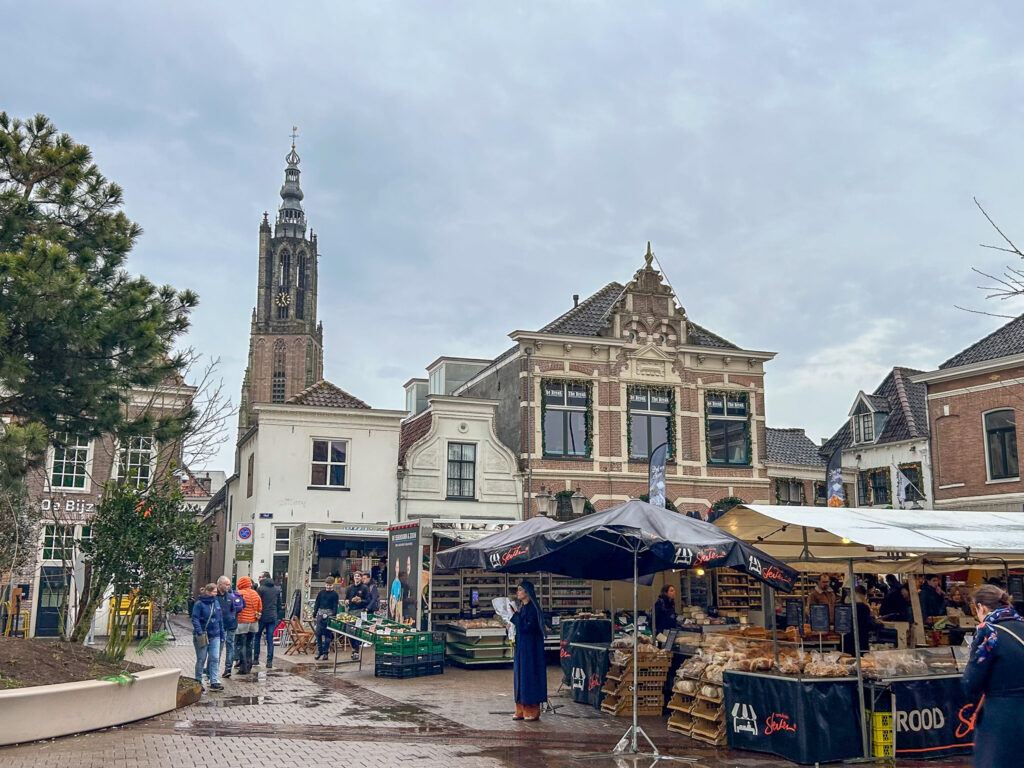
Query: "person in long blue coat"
510 580 547 721
962 584 1024 768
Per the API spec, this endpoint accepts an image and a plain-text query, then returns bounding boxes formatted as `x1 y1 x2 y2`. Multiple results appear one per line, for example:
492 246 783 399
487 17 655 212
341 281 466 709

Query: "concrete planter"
0 667 180 746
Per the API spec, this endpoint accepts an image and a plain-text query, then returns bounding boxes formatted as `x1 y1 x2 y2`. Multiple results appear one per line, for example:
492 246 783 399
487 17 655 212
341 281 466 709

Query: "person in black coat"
880 576 909 621
313 578 340 660
962 585 1024 768
654 584 679 635
919 574 946 619
254 573 282 668
510 580 546 721
842 586 882 656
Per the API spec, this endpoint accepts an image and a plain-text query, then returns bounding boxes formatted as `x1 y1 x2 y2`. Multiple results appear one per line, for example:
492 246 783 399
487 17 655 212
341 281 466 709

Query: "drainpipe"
396 468 405 523
525 347 533 519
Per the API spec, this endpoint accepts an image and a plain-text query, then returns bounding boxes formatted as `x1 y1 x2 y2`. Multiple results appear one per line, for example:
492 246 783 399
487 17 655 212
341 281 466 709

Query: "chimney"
573 294 579 308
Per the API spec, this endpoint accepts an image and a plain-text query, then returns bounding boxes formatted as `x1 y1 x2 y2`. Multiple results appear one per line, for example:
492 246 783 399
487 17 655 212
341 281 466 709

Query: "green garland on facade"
711 495 745 517
625 384 676 459
539 378 594 457
774 477 807 505
703 390 752 466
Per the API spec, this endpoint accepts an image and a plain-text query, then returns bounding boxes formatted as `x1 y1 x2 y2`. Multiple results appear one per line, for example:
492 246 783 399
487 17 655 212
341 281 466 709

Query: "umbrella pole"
632 546 640 752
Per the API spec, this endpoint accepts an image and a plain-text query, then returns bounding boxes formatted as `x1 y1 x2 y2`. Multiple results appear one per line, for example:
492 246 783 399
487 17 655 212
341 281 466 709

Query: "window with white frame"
777 480 802 505
116 436 155 489
852 412 875 444
50 434 90 489
311 439 348 488
446 443 476 499
544 381 590 457
274 527 291 554
985 409 1019 480
631 388 672 460
42 524 75 561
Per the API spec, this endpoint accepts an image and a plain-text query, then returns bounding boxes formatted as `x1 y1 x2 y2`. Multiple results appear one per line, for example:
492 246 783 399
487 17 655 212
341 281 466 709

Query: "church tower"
238 133 324 435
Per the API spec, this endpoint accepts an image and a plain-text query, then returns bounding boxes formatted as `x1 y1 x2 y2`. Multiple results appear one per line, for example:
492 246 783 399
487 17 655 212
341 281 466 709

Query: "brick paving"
0 617 974 767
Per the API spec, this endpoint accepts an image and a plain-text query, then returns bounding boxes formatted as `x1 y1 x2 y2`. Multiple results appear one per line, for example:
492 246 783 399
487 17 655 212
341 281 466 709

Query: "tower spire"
276 127 306 237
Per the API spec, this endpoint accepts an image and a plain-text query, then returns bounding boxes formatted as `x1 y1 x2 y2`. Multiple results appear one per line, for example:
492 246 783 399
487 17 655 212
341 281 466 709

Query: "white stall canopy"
715 505 1024 573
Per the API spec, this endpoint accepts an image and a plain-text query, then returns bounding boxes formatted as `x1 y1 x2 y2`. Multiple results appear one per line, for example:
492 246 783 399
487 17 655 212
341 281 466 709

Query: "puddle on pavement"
361 704 434 722
201 695 274 707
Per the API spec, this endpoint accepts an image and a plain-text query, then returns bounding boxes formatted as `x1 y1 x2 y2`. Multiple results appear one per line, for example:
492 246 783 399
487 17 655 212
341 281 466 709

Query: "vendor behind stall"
880 575 911 621
654 584 678 635
919 574 946 619
807 573 837 621
842 585 882 656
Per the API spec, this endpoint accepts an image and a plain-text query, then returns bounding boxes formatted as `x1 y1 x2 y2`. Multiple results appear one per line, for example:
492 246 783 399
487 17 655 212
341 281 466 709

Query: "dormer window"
853 413 874 443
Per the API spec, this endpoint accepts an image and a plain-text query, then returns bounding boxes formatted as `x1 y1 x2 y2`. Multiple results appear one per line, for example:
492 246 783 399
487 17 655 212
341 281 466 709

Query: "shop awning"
713 505 1024 572
307 526 389 540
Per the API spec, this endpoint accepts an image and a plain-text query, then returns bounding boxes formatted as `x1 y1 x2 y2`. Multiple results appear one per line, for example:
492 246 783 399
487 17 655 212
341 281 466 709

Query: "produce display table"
444 623 511 667
326 624 367 673
866 675 979 760
328 614 444 678
723 669 863 765
567 642 610 708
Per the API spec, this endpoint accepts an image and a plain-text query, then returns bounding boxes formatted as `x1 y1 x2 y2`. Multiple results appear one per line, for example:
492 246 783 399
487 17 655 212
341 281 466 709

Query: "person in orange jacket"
234 576 263 674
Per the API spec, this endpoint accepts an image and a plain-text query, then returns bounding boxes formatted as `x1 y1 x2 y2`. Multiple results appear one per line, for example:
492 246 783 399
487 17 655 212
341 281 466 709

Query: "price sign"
834 604 853 634
361 612 368 621
355 618 363 628
662 629 679 650
785 599 804 631
809 603 830 633
382 627 391 635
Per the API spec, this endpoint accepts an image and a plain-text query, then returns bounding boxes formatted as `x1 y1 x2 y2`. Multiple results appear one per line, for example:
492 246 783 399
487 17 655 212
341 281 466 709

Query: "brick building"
21 378 195 637
456 245 776 516
820 366 931 509
765 427 827 506
913 315 1024 512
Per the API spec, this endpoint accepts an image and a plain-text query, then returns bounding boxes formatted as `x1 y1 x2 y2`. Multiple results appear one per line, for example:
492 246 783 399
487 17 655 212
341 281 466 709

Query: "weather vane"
290 126 298 148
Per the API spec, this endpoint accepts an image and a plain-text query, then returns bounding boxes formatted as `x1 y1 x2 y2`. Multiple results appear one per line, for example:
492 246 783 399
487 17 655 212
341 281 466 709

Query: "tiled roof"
398 410 432 466
286 380 370 409
766 428 826 467
864 394 890 411
940 313 1024 369
538 282 739 350
820 366 928 456
540 282 624 336
688 322 739 350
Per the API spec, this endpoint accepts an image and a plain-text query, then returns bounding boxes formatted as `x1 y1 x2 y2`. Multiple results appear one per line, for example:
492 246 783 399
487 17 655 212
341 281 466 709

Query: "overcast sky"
7 2 1024 470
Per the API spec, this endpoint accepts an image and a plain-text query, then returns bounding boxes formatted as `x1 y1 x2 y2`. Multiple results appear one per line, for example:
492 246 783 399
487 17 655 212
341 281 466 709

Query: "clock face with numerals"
276 291 290 307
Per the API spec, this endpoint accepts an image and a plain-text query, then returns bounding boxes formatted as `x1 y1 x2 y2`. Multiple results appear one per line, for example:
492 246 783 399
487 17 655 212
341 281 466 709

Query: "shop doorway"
35 566 69 637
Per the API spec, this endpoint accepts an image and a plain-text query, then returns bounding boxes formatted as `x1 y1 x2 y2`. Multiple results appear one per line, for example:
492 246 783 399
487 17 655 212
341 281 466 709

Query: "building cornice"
911 353 1024 385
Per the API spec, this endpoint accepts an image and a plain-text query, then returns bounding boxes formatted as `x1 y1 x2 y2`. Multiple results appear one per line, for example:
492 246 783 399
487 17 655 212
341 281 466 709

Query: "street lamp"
570 488 587 516
535 488 554 517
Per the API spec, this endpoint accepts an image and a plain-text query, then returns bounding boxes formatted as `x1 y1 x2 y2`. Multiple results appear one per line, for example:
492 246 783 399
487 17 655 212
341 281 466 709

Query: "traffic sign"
236 523 254 543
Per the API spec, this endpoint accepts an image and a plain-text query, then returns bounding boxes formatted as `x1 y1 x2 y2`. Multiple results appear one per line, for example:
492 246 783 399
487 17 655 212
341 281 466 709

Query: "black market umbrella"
480 498 798 761
481 498 798 592
434 516 559 571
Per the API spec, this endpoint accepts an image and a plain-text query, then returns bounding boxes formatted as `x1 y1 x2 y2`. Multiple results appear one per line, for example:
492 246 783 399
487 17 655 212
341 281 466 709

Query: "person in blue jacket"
510 580 547 721
191 583 225 692
962 584 1024 768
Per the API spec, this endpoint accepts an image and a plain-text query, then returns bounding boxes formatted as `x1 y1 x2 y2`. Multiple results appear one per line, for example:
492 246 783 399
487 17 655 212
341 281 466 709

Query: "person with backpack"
234 576 262 674
215 575 245 680
254 572 282 669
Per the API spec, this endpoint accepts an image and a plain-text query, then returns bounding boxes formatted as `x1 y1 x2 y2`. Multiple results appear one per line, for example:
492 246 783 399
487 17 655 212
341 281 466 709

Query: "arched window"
272 341 286 403
985 409 1018 480
279 250 291 287
295 251 307 320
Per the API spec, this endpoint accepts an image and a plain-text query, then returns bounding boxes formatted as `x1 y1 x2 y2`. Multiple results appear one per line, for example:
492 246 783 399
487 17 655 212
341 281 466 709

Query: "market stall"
699 503 1024 762
327 612 445 678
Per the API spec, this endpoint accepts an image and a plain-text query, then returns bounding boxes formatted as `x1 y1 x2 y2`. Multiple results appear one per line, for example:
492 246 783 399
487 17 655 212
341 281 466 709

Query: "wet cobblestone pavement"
0 620 973 767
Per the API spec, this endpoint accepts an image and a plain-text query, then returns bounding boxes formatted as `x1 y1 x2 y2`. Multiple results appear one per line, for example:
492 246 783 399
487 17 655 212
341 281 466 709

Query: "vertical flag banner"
826 450 844 507
649 442 668 509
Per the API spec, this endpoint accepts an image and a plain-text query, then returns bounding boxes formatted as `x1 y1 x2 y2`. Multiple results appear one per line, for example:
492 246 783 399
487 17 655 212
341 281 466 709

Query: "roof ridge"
287 379 371 409
940 312 1024 368
891 368 918 437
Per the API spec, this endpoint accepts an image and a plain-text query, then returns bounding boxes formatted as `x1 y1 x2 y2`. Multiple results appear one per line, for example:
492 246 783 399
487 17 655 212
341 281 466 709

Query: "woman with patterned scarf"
962 584 1024 768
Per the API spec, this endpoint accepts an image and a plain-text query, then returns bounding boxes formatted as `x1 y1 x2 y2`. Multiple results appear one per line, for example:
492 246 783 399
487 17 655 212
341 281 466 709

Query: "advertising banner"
889 676 978 759
387 522 422 627
724 670 862 764
559 619 614 683
648 442 668 508
569 643 609 709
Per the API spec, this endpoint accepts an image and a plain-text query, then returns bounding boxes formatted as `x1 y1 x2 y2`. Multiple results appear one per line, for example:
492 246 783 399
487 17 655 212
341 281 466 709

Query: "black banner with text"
888 676 978 759
569 643 609 709
724 670 862 764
